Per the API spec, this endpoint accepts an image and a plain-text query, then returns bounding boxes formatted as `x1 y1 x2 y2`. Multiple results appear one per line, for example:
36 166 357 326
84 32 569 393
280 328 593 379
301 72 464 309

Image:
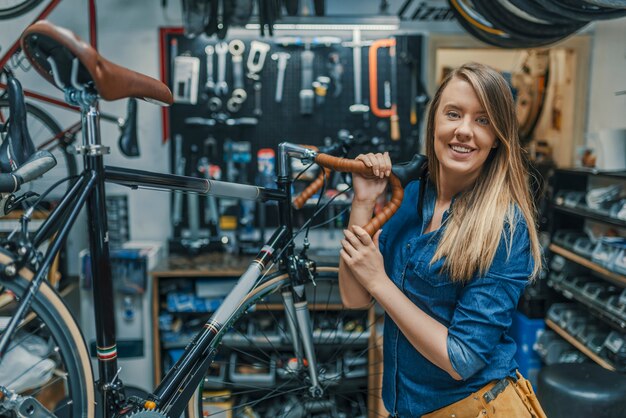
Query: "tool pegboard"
159 28 426 248
161 29 425 159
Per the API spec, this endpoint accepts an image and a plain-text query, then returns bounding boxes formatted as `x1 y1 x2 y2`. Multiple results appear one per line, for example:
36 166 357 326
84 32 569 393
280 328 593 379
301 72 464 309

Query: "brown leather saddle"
20 20 173 106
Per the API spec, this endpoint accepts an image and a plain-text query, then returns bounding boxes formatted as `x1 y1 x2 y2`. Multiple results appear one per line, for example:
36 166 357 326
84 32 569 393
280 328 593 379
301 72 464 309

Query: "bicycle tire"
0 100 78 200
581 0 626 8
475 0 587 40
540 0 626 20
509 0 586 24
183 266 384 417
0 0 42 19
0 250 95 417
448 0 571 48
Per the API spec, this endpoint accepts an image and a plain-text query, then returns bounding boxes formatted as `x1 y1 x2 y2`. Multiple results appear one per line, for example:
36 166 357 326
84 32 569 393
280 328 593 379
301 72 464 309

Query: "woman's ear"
492 141 499 149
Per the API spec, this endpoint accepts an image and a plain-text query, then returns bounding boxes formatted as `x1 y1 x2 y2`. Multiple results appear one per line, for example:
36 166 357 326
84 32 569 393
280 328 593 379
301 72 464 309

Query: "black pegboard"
165 33 425 235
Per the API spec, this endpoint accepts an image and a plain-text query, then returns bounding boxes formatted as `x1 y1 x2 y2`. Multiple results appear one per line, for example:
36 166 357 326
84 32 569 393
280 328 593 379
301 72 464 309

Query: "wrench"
247 40 271 79
229 39 246 98
214 41 229 96
253 82 262 116
299 49 315 115
205 45 215 93
272 52 291 103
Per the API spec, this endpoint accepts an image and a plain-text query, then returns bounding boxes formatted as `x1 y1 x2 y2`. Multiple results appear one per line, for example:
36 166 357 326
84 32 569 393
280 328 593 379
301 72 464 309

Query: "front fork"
282 283 324 397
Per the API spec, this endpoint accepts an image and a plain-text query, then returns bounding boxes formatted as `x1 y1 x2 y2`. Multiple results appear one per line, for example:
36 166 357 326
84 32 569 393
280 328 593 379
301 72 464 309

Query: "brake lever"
0 192 39 217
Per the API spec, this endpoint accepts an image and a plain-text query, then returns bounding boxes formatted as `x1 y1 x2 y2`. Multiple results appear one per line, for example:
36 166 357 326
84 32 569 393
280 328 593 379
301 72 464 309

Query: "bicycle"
0 0 139 200
0 20 427 418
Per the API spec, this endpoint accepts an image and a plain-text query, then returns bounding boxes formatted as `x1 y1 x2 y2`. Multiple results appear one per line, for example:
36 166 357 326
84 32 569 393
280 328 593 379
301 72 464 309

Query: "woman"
339 63 546 418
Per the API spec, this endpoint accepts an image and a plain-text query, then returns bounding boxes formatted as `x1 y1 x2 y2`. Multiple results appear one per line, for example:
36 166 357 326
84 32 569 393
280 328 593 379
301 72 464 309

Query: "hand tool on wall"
253 81 263 116
173 55 200 104
299 48 315 115
272 52 291 103
369 38 400 141
314 0 325 16
205 0 219 36
204 45 215 94
169 37 178 90
327 52 343 97
397 34 429 152
247 40 271 79
344 29 370 114
313 76 330 105
172 134 185 227
284 0 299 15
208 96 222 112
258 0 279 36
214 41 229 96
229 39 247 103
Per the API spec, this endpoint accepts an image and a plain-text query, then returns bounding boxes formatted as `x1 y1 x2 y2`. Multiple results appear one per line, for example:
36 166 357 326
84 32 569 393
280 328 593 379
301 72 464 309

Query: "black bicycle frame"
17 102 302 417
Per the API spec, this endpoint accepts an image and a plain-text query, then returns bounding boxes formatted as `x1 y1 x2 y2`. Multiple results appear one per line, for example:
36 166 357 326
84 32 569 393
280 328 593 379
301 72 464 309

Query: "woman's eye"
477 117 490 125
446 111 460 119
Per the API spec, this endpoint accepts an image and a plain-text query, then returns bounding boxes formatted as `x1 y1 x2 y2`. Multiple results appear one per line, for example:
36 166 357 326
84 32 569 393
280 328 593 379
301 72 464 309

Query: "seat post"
82 102 124 412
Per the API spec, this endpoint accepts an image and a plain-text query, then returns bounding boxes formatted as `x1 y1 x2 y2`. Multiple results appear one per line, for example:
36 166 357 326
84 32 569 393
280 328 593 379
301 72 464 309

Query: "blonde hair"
425 62 542 282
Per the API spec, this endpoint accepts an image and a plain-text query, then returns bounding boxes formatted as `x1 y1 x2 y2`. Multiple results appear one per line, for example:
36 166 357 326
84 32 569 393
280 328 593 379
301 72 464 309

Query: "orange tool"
369 38 400 141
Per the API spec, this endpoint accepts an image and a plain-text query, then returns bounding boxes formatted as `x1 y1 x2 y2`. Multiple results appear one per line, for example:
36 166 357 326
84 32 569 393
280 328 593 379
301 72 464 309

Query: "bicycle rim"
0 0 42 19
0 100 78 200
183 266 385 418
0 251 95 417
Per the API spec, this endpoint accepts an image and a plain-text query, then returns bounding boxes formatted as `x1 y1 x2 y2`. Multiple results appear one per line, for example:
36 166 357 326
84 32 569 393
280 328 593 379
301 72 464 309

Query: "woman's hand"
353 152 392 207
340 225 390 295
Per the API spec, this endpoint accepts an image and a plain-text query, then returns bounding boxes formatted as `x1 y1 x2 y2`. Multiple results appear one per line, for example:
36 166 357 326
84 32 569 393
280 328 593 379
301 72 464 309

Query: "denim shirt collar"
420 177 464 235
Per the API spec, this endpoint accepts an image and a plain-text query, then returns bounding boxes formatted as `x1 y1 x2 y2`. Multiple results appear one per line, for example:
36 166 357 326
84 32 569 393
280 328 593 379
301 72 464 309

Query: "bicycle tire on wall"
0 250 95 417
475 0 587 41
0 100 78 199
0 0 43 19
182 266 385 418
447 0 572 48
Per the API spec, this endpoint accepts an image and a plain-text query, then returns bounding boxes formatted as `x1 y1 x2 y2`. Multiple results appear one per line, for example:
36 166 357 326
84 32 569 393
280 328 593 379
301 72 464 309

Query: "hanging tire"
0 0 42 19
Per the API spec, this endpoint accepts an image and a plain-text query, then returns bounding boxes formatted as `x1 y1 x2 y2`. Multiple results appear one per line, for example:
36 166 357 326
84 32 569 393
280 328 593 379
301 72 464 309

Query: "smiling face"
433 77 498 189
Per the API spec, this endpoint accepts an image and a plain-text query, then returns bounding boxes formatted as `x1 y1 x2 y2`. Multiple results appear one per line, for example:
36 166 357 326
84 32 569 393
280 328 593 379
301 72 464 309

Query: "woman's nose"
455 117 473 140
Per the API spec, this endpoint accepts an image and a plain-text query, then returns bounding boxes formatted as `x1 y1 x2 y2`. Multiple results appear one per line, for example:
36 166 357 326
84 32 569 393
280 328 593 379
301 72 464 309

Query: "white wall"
586 16 626 171
1 1 625 261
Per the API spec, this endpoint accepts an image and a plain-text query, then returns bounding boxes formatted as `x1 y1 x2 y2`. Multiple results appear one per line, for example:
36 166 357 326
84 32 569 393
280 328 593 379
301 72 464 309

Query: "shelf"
553 204 626 228
555 168 626 180
547 279 626 331
545 319 616 372
549 244 626 287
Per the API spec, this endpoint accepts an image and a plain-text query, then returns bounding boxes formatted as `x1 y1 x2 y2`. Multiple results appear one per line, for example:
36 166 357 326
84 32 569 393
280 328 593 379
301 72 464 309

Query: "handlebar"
315 153 404 236
0 151 57 193
291 148 428 237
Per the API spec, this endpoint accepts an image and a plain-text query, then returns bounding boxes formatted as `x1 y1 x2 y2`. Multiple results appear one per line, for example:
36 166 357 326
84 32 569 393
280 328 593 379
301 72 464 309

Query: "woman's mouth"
449 144 474 154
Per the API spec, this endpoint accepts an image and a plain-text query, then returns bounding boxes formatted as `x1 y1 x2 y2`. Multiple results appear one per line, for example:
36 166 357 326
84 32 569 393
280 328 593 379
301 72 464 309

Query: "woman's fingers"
350 225 373 245
340 237 357 258
356 152 391 178
383 151 392 176
344 228 364 248
375 153 389 178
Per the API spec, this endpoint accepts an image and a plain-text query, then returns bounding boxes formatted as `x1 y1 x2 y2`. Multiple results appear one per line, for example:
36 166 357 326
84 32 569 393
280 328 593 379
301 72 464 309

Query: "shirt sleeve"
446 212 533 380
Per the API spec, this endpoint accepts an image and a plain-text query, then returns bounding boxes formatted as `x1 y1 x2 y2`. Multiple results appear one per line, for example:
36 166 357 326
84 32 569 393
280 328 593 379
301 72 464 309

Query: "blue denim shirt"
378 179 533 417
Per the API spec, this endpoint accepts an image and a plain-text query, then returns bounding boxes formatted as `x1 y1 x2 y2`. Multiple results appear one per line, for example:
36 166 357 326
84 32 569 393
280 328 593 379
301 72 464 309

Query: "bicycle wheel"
184 266 385 417
0 250 95 417
0 0 42 19
0 100 78 200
